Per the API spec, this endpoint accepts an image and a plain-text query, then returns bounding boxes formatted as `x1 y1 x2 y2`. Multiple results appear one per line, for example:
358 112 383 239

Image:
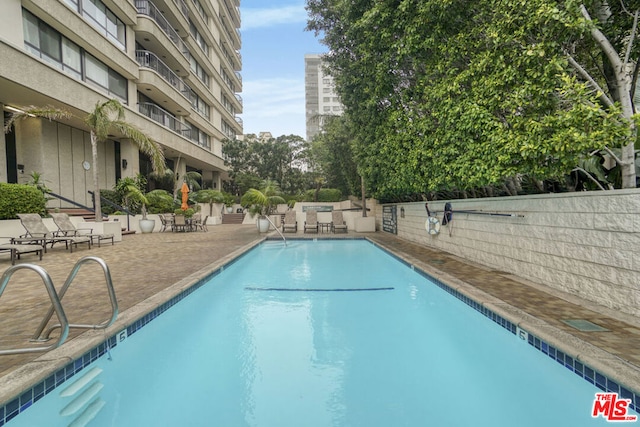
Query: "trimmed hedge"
0 183 47 219
303 188 343 202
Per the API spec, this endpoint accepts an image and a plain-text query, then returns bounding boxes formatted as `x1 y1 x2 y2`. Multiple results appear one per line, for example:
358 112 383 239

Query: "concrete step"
222 213 245 224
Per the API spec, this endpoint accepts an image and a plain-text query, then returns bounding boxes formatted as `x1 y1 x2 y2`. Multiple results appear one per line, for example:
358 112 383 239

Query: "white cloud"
240 78 307 137
242 5 308 31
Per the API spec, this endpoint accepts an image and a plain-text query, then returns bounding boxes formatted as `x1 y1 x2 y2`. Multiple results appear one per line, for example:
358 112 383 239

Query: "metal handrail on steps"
32 257 118 342
0 264 69 355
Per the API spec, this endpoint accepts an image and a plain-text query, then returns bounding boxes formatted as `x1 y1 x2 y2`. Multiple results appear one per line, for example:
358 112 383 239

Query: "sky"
239 1 326 139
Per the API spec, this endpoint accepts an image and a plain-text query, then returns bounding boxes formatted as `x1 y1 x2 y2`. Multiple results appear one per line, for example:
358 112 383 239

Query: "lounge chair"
331 211 347 233
282 210 298 233
304 210 318 233
0 237 44 265
17 213 91 252
50 213 114 247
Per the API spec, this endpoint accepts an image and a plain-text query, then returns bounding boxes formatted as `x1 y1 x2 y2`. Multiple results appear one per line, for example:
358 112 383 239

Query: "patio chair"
17 213 91 253
0 237 44 265
192 215 208 232
304 210 318 233
50 213 114 247
282 210 298 233
173 214 188 232
159 214 174 232
331 211 348 233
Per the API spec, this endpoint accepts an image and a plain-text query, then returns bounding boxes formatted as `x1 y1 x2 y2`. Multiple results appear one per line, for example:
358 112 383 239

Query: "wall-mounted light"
17 164 24 174
400 207 405 218
122 159 128 169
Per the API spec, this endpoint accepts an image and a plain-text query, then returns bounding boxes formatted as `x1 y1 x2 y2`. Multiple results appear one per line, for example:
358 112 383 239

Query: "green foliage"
302 188 343 202
307 0 640 196
100 189 120 215
222 134 313 196
175 207 195 218
0 183 46 219
240 180 286 216
310 116 361 197
145 189 175 214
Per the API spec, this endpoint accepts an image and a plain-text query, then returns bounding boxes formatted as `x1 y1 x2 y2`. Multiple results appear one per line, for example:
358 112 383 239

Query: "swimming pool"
2 240 626 426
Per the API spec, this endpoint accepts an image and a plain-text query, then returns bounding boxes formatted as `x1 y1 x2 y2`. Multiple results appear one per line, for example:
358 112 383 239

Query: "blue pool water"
7 240 615 426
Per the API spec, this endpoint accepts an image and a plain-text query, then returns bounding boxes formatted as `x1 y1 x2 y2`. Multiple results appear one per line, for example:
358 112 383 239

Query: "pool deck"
1 225 639 408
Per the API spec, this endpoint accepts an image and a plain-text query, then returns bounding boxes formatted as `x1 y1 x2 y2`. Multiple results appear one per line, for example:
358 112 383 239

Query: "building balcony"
136 50 194 113
135 0 190 59
139 102 188 134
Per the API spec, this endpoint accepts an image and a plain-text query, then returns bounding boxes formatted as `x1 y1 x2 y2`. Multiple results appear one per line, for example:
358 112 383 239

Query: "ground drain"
429 259 445 265
561 319 609 332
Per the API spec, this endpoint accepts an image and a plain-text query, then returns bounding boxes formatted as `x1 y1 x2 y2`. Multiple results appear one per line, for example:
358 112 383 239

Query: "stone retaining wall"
375 189 640 317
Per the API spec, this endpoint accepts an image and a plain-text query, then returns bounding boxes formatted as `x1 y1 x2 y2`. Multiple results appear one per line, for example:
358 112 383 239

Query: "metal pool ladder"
0 256 118 355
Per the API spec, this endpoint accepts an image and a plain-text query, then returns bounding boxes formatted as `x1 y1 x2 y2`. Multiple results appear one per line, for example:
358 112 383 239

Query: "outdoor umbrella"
181 182 189 210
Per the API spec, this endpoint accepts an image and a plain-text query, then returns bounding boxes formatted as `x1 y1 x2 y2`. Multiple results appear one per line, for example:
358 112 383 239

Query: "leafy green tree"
310 115 360 197
307 0 640 197
222 133 311 196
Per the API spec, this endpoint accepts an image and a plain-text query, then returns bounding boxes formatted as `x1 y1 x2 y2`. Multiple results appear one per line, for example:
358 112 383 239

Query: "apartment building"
0 0 242 208
304 53 342 142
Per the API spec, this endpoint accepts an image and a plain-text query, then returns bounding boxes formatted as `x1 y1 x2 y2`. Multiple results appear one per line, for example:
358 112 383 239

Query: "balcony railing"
135 0 190 59
136 50 194 100
235 116 243 125
173 0 189 20
139 102 188 134
234 94 242 105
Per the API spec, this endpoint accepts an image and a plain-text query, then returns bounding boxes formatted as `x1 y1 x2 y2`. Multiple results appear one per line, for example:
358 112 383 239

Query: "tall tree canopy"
307 0 640 199
222 133 311 196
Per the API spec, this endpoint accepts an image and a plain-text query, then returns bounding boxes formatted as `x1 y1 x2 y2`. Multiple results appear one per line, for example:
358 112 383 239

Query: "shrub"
302 188 343 202
175 207 195 218
146 189 176 214
0 183 47 219
100 189 121 215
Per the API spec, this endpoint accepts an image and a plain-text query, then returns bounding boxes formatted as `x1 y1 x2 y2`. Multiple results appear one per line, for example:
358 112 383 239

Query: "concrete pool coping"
1 229 639 418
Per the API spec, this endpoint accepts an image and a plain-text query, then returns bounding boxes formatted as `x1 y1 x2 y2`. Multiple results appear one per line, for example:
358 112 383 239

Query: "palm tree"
86 99 165 220
241 180 286 218
4 100 166 221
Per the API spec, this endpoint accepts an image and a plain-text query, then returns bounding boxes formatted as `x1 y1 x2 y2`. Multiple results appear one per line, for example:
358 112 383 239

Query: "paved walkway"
1 226 639 408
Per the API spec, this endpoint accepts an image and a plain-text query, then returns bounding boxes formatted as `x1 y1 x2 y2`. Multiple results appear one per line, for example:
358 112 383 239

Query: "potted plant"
223 192 236 213
241 180 285 232
124 185 155 233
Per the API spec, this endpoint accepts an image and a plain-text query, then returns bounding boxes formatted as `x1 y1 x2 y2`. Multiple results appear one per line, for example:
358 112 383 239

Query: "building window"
64 0 126 50
189 55 209 86
189 20 209 57
23 9 127 101
183 122 210 149
191 0 209 21
192 92 210 119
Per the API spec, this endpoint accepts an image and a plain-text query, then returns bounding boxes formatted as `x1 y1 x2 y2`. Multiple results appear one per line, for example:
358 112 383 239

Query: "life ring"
425 217 440 235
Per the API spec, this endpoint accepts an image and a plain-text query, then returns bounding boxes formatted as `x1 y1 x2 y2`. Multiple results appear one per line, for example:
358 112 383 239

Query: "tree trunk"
91 131 102 222
361 175 367 217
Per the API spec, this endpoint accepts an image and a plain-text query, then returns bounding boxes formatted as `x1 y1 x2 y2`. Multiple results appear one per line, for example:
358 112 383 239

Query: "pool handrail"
264 215 286 246
0 264 69 355
31 256 119 341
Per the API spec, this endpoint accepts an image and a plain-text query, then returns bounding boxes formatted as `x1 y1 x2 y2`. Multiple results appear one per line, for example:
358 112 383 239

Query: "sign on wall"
382 205 397 234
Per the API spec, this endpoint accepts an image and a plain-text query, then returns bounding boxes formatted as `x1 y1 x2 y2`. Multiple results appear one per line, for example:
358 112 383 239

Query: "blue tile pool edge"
368 239 640 415
1 238 637 424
